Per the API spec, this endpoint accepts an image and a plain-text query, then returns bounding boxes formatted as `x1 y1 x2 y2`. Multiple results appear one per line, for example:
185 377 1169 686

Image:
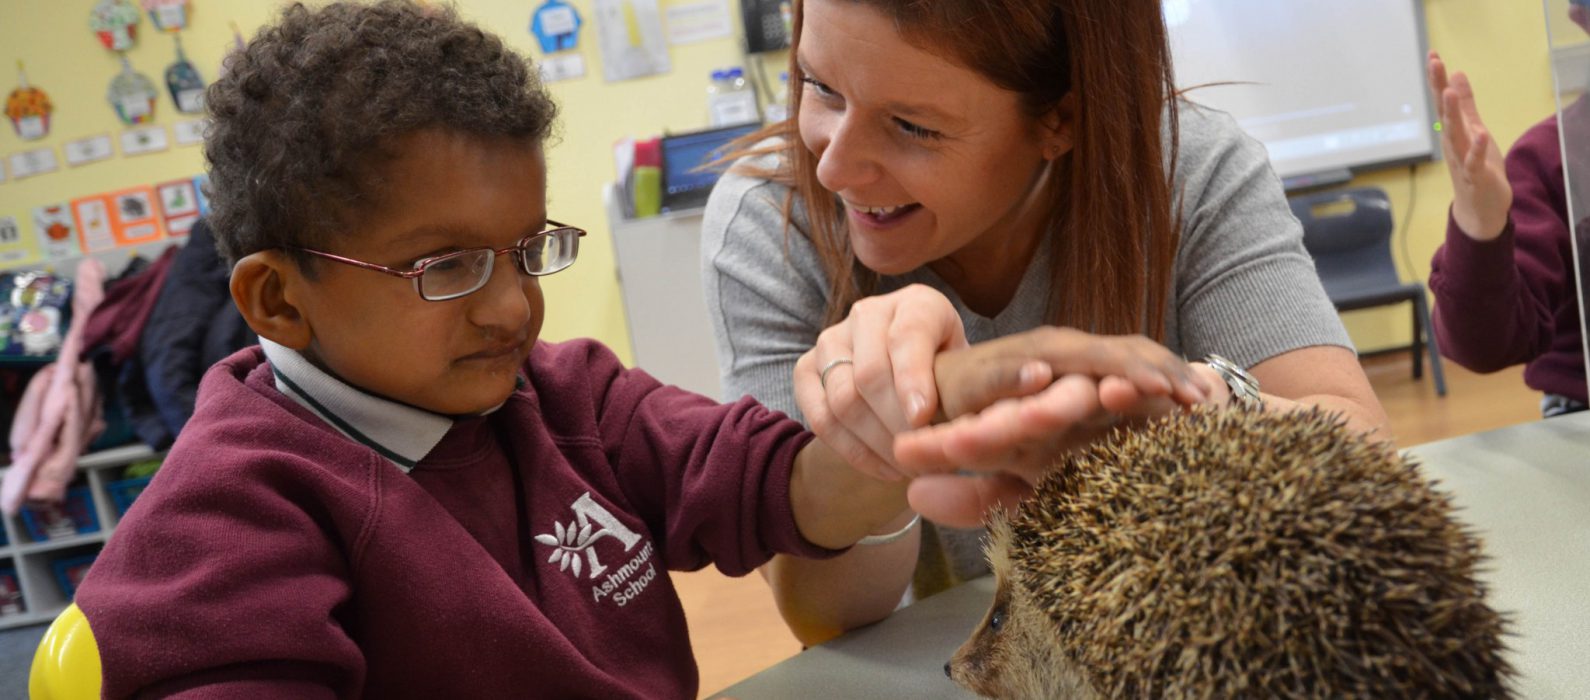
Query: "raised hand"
1429 51 1512 241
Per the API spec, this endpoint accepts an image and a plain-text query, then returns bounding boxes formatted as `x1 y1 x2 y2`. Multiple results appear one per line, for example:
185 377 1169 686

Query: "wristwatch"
1203 354 1262 409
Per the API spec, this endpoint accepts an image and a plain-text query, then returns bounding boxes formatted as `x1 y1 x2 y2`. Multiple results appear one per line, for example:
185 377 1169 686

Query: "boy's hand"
1428 51 1512 242
897 328 1213 528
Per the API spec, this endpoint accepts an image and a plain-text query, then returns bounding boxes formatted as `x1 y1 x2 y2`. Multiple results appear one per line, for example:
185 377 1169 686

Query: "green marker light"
1434 121 1443 133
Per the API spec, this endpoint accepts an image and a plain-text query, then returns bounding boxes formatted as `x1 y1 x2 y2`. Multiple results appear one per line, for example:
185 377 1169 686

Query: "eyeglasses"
292 221 587 302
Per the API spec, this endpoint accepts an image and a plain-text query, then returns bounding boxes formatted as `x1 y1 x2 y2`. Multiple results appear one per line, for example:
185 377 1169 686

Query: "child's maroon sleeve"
563 340 843 576
75 448 367 698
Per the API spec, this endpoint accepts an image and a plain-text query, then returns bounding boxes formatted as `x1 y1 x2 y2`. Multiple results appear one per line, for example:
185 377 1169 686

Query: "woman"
701 0 1386 645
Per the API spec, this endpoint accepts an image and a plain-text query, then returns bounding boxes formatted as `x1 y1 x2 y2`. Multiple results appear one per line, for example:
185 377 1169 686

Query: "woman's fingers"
886 288 969 427
847 299 913 435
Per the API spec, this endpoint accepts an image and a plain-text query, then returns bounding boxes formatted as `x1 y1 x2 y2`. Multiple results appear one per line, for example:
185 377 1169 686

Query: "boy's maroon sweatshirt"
77 340 830 699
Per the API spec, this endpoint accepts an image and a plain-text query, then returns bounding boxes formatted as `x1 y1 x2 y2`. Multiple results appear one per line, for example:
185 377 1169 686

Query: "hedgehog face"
948 516 1099 700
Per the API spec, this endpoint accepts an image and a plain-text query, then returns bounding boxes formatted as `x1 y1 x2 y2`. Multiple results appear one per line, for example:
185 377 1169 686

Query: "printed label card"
64 135 115 167
32 204 82 259
72 196 118 253
156 178 199 235
109 186 164 244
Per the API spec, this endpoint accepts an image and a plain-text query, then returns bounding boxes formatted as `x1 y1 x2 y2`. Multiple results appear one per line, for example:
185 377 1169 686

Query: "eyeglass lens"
417 228 581 301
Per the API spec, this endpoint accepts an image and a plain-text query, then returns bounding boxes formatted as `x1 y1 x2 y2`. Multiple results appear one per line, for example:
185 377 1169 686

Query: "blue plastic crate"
107 476 154 516
0 566 21 616
51 553 98 599
19 486 100 541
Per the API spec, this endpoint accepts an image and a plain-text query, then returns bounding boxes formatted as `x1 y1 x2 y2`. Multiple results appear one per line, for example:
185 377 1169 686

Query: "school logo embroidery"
535 492 658 606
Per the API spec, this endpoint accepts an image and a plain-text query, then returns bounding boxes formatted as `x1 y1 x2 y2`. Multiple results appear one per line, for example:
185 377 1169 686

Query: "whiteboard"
1165 0 1437 184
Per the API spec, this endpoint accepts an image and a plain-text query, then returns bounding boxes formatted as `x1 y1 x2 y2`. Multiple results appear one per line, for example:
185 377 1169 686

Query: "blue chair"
1289 186 1447 396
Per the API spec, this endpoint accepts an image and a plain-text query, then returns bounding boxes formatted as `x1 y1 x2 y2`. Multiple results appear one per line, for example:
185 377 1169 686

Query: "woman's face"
797 0 1067 276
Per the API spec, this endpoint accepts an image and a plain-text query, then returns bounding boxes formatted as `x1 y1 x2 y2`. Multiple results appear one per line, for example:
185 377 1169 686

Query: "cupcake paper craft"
143 0 191 32
5 63 53 141
90 0 142 52
165 35 205 113
108 58 158 125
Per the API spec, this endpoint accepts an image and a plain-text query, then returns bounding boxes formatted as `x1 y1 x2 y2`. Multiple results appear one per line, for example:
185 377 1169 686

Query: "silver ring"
818 357 854 391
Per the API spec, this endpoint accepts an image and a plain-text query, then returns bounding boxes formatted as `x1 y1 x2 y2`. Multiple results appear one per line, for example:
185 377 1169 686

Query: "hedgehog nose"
943 661 952 677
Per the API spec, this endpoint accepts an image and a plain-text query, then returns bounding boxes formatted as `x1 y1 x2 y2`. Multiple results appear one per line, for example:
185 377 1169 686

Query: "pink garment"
2 259 108 515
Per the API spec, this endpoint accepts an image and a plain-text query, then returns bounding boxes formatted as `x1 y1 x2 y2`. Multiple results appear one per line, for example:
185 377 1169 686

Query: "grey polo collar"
260 338 452 472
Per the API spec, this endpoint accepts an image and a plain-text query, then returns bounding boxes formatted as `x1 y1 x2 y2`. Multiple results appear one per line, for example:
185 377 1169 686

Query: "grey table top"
711 412 1590 699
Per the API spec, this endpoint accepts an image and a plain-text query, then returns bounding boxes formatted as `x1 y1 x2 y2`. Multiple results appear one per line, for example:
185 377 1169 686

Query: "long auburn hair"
728 0 1181 336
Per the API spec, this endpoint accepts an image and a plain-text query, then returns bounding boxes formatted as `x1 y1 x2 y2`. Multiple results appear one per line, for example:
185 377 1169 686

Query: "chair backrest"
29 603 102 700
1287 186 1404 297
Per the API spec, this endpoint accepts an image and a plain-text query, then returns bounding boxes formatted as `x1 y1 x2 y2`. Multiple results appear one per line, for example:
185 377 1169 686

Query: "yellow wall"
0 0 1567 357
0 0 784 365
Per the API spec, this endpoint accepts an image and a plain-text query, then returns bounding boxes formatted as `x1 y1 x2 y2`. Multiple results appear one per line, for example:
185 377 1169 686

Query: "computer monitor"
659 122 763 213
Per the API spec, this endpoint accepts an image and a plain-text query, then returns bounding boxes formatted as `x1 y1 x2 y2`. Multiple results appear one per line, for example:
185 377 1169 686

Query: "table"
711 412 1590 698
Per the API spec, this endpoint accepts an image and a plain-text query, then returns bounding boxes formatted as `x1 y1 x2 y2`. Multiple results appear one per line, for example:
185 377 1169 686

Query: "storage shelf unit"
0 443 160 630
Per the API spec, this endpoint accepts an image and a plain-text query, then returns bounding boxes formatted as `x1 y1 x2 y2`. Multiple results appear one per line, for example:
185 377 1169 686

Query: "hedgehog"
947 407 1512 699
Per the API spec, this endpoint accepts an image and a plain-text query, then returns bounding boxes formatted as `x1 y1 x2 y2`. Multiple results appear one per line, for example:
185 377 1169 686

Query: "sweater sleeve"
1169 105 1355 367
568 341 839 577
75 449 366 699
699 158 831 421
1428 118 1572 373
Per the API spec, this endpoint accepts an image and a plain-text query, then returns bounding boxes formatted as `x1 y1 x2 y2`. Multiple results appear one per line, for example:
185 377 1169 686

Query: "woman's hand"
897 328 1216 526
1428 51 1512 241
794 285 972 482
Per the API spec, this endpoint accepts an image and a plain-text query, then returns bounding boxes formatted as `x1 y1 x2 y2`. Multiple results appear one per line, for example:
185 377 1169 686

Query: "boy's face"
292 130 549 415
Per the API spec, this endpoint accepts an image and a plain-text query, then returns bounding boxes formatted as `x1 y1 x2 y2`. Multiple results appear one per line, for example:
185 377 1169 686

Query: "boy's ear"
231 250 313 350
1038 93 1077 161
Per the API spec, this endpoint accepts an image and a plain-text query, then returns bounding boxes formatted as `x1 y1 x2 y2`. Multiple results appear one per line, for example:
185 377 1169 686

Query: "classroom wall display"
0 218 34 267
156 178 198 235
191 173 210 215
64 135 116 168
108 59 159 126
8 147 59 180
172 118 206 145
121 125 169 155
5 63 53 142
90 0 142 52
71 195 118 253
164 36 205 114
32 205 82 260
107 186 165 245
143 0 191 32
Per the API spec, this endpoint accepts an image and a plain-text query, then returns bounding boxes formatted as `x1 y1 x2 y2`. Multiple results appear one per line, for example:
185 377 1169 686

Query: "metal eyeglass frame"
291 220 586 302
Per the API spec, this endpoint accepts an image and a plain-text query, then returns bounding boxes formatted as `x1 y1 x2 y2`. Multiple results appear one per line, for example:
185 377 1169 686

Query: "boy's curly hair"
204 0 558 266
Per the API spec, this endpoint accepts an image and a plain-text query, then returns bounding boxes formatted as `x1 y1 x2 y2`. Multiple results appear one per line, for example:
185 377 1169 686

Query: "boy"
77 2 1193 697
76 3 911 697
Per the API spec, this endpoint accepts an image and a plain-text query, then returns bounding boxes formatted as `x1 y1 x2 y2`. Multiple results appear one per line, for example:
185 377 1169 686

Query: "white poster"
665 0 732 45
65 135 115 167
595 0 670 82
